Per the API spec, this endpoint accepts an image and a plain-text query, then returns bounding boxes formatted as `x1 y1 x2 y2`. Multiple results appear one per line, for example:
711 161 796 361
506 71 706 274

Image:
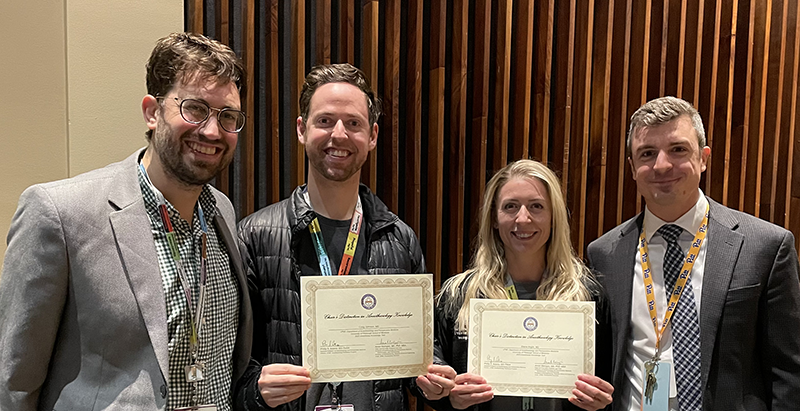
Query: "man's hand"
257 363 312 408
568 374 614 411
449 373 494 409
416 364 457 400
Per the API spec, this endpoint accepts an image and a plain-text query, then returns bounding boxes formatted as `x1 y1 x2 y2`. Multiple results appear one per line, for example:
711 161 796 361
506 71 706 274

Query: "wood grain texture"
190 0 800 286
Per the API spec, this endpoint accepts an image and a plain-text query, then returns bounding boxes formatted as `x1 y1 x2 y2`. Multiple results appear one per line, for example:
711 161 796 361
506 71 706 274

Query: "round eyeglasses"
159 97 246 133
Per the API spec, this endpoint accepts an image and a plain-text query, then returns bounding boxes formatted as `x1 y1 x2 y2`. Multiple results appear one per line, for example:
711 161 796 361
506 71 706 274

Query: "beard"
305 147 367 183
151 119 234 188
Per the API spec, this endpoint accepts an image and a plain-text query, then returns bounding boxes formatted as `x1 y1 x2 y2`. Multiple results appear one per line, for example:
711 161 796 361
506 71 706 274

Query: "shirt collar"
643 188 708 242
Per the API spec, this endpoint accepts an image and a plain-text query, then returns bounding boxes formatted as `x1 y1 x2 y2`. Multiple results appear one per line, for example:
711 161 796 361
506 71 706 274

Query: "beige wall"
0 0 183 266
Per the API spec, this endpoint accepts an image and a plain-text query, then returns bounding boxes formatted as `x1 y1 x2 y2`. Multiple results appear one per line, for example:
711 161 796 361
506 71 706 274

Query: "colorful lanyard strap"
305 191 363 276
139 163 208 357
638 203 709 354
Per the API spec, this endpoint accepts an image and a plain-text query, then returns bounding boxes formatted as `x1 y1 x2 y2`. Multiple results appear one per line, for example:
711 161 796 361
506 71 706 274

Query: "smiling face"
148 78 240 187
494 177 552 263
629 115 711 221
297 82 378 184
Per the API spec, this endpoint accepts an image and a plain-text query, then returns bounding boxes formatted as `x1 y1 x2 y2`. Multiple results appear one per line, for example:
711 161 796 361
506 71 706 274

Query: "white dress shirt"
624 190 708 411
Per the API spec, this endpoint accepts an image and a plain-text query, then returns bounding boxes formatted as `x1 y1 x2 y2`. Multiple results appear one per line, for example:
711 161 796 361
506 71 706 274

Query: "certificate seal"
361 293 377 310
523 316 538 332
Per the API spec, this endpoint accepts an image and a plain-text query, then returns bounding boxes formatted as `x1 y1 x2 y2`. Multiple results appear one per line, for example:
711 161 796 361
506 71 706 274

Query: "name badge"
641 361 669 411
315 405 355 411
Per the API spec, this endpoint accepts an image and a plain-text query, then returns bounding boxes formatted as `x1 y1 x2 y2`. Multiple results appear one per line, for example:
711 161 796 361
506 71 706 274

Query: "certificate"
468 299 595 398
301 274 433 382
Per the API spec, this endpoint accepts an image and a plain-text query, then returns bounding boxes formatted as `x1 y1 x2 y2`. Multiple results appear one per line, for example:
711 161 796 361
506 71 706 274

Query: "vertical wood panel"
265 0 281 204
447 0 469 276
402 0 423 234
315 0 331 65
568 0 594 254
214 0 231 196
360 1 379 192
510 0 535 160
551 0 575 183
427 0 446 282
467 0 492 246
587 0 614 240
532 0 553 164
290 0 306 189
338 0 355 63
760 0 781 220
786 1 800 232
492 0 513 170
778 0 798 226
606 0 633 229
238 0 256 216
378 0 400 212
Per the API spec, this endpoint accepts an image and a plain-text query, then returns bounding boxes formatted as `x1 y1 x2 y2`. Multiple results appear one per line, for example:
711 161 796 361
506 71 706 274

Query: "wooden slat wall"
190 0 800 292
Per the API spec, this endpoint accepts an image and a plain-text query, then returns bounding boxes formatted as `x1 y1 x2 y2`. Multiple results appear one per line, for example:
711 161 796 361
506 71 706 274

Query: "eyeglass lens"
180 99 245 132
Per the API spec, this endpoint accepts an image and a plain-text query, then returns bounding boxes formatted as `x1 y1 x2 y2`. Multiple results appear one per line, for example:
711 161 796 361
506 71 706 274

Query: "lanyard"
139 164 209 357
638 204 708 354
504 276 520 300
304 191 363 276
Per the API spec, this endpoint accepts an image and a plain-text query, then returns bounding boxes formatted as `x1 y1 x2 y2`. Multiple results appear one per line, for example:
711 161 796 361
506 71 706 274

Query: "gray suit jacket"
0 150 252 410
586 198 800 411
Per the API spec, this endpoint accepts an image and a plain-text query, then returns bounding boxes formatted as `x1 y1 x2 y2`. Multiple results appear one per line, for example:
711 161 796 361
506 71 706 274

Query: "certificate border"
302 274 433 382
468 300 595 397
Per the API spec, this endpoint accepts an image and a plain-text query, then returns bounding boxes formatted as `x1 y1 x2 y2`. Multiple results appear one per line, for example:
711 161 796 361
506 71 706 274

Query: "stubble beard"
152 121 232 188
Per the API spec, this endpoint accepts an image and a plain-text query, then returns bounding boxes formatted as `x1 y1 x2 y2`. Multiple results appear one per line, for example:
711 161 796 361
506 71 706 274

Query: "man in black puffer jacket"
234 63 456 411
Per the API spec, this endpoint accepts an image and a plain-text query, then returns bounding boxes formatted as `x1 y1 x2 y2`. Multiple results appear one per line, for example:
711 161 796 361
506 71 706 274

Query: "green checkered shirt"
138 166 239 410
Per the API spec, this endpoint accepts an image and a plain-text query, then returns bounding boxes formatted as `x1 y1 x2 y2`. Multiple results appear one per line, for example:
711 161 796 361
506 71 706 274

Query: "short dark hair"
627 96 706 157
144 32 244 141
299 63 381 126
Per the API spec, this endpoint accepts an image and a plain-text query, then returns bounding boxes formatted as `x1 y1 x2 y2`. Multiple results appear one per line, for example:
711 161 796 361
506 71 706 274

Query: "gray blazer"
0 150 252 410
586 198 800 411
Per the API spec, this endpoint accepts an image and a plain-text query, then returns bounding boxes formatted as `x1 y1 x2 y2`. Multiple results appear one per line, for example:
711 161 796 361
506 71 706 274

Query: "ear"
297 116 307 145
142 95 160 131
628 157 637 180
700 146 711 172
368 122 379 151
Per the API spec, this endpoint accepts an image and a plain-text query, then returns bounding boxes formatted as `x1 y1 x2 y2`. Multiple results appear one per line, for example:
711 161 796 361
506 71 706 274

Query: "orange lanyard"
638 204 709 353
306 191 363 276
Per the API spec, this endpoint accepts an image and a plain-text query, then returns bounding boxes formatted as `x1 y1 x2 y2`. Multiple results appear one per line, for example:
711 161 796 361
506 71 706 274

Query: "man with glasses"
0 32 252 411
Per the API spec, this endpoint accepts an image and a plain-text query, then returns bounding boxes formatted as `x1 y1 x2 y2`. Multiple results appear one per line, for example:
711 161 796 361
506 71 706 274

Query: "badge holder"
315 382 355 411
640 360 670 411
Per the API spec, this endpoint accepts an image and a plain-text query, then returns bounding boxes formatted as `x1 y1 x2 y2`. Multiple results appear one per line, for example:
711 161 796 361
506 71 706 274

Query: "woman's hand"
449 373 494 410
568 374 614 411
417 364 457 400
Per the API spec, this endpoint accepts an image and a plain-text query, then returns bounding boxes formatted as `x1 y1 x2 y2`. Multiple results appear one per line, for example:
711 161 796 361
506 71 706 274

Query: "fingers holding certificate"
301 274 434 382
467 299 596 398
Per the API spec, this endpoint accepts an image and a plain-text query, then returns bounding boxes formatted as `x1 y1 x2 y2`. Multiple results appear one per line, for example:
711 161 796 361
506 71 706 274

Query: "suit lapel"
108 150 170 380
698 199 742 393
606 215 642 388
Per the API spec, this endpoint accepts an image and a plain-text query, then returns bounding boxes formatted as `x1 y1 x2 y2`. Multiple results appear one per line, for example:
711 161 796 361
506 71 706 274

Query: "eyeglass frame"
156 96 246 133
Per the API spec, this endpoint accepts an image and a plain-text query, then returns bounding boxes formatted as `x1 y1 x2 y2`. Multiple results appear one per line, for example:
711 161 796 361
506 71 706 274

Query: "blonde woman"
434 160 613 411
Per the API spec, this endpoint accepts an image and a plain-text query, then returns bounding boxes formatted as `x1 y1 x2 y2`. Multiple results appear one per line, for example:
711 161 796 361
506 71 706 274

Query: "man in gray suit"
587 96 800 411
0 32 252 410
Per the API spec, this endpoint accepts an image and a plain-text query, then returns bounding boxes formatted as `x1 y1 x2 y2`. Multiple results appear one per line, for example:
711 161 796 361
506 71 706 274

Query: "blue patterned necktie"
657 224 703 411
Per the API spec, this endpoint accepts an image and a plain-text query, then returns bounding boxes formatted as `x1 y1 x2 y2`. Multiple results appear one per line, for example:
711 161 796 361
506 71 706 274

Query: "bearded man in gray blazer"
587 96 800 411
0 33 252 410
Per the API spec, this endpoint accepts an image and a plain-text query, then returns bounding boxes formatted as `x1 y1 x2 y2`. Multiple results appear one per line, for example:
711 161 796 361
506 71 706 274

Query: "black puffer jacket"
234 184 426 411
433 271 613 411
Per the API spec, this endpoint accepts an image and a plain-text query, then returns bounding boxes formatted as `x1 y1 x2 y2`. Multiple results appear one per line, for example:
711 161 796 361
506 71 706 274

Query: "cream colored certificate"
468 299 595 398
301 274 433 382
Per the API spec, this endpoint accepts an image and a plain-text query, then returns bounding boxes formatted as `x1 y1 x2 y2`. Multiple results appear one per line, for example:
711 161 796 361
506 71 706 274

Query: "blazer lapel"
108 150 170 380
605 214 642 387
698 199 742 393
